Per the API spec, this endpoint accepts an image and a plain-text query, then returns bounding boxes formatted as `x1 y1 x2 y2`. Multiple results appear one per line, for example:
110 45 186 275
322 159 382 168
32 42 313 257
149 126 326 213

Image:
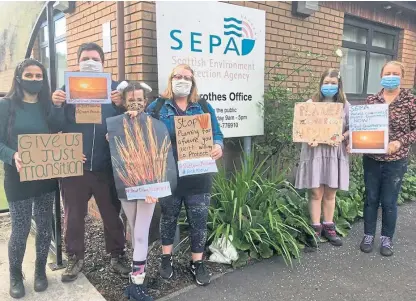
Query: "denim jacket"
146 98 224 159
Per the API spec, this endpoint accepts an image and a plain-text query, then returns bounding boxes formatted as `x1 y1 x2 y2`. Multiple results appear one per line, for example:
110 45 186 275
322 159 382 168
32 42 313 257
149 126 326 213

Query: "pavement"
2 203 416 301
163 202 416 301
0 213 105 301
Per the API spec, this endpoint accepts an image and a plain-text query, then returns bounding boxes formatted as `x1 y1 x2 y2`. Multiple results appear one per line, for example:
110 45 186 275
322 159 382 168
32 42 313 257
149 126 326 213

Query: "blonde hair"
312 68 347 105
161 64 199 103
380 61 405 78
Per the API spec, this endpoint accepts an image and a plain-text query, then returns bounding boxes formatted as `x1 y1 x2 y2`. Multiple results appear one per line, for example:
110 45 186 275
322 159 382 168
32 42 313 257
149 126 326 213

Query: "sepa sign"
156 1 265 138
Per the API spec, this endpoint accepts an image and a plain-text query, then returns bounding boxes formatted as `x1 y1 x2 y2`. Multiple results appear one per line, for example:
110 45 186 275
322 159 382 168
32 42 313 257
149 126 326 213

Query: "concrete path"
0 214 105 301
165 203 416 301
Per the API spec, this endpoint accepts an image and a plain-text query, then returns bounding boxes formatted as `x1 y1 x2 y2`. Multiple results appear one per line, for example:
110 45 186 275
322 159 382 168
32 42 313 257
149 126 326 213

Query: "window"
340 17 399 99
38 14 67 88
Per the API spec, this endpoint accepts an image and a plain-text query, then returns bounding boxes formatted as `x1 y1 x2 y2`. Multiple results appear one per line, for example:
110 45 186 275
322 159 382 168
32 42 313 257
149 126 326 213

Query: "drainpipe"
116 1 125 80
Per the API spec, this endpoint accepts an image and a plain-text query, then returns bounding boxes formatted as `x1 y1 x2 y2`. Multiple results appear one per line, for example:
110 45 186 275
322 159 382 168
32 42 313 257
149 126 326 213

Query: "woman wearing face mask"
295 68 350 249
359 61 416 257
0 59 57 298
146 64 224 286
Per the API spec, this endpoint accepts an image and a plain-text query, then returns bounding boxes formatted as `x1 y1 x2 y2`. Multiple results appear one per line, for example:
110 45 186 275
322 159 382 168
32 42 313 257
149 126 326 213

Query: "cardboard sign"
18 133 83 182
65 71 112 104
107 113 177 201
293 102 344 144
174 114 218 177
349 104 389 154
75 104 102 124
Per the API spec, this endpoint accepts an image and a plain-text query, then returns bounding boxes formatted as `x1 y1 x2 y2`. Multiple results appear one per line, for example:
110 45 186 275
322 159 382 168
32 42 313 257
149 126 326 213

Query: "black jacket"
48 80 124 172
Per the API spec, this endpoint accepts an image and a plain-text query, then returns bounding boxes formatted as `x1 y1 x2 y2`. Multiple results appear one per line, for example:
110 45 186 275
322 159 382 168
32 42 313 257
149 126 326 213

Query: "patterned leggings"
8 192 54 271
160 194 210 253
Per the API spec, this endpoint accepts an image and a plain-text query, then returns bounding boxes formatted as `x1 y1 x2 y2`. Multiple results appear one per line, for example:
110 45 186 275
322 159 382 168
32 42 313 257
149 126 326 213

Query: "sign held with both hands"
18 133 84 182
174 113 218 177
293 102 344 144
349 104 389 154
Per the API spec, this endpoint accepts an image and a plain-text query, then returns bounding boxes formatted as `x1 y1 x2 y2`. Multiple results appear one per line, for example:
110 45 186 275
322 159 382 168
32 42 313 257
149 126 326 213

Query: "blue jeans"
363 156 408 238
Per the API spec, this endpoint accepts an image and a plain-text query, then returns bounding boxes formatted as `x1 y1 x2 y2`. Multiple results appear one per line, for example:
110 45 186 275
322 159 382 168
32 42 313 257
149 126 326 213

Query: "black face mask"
20 79 43 95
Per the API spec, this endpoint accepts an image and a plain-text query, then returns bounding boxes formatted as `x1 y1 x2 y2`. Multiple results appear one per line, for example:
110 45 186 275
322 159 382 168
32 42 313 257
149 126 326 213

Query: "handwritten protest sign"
174 114 218 177
293 102 344 144
18 133 84 182
75 104 102 124
65 71 111 104
349 104 389 154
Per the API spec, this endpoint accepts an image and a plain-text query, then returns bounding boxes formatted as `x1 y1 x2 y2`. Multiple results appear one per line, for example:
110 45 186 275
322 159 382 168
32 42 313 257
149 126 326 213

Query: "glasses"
172 74 193 81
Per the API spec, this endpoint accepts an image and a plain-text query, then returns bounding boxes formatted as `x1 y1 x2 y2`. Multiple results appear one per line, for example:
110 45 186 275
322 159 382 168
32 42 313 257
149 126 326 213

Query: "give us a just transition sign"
156 1 266 138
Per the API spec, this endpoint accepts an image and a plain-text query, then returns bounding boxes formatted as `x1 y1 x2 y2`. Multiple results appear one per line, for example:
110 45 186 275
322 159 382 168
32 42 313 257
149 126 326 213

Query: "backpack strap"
198 98 210 114
151 98 166 120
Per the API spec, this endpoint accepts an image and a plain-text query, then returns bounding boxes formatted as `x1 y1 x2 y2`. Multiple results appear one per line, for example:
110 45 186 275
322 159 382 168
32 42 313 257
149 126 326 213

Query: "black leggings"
8 192 54 271
160 193 210 253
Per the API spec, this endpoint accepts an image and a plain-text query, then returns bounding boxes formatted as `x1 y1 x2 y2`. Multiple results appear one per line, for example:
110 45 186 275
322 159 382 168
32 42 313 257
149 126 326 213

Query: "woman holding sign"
147 64 223 286
0 59 57 298
359 61 416 257
295 68 350 249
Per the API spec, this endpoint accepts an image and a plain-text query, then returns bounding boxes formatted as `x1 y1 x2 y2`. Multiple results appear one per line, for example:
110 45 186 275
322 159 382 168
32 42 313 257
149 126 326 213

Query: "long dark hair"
4 58 51 140
312 68 347 105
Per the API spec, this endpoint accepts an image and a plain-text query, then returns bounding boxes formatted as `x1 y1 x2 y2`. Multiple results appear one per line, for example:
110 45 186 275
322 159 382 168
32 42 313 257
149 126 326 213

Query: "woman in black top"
0 59 57 298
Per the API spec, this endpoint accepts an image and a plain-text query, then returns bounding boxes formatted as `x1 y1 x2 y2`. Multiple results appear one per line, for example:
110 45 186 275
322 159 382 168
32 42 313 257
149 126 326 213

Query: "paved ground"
0 214 105 301
164 203 416 301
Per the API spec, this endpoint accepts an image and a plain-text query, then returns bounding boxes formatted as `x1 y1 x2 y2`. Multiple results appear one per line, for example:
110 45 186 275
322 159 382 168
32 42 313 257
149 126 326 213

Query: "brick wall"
66 1 118 77
62 1 416 219
124 1 158 97
323 1 416 89
64 1 416 96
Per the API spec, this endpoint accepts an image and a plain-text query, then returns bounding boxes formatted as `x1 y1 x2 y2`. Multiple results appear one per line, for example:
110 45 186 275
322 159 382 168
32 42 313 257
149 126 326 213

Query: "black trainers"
124 283 153 301
110 255 130 278
305 224 322 249
190 260 211 286
160 254 173 280
125 273 153 301
360 235 374 253
34 261 48 292
322 223 343 247
61 255 84 283
9 267 25 299
380 236 394 257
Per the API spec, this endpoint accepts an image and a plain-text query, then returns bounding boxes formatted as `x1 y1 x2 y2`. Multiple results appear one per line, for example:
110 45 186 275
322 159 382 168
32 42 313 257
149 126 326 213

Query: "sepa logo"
169 16 257 56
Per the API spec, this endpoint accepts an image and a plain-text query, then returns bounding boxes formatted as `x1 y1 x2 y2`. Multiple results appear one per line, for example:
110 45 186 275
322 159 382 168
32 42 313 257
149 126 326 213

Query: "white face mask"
172 79 192 97
79 59 103 73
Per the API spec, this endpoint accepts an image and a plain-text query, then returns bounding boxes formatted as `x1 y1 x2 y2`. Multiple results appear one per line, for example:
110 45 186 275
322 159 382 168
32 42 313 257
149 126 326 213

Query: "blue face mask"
321 84 339 98
381 75 401 90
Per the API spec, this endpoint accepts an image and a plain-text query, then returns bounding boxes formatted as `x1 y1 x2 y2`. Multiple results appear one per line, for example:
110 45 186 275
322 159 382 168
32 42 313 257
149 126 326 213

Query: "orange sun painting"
69 77 108 99
352 131 385 149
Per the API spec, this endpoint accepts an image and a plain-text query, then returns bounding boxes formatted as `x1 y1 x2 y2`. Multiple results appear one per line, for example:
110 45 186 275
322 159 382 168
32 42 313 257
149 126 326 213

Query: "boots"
34 261 48 292
124 272 153 301
9 267 25 299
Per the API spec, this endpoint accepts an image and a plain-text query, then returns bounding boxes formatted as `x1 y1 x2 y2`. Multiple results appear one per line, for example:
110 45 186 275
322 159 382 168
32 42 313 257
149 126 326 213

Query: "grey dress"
295 100 350 191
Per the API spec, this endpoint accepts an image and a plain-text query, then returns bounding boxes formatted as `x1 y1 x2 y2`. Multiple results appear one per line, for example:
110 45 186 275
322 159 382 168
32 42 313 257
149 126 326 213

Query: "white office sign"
156 1 266 138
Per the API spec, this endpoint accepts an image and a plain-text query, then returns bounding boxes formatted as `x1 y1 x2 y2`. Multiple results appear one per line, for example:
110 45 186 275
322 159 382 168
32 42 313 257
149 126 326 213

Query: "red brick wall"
323 1 416 89
66 1 118 78
63 1 416 219
65 1 416 95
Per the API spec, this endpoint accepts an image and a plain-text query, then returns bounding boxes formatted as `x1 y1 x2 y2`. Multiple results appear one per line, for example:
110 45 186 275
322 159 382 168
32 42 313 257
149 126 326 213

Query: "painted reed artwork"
107 113 176 199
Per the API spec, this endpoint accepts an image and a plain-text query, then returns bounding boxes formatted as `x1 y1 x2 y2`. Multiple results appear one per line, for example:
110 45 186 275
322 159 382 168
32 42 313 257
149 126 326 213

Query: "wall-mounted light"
292 1 319 17
384 5 392 10
53 1 76 14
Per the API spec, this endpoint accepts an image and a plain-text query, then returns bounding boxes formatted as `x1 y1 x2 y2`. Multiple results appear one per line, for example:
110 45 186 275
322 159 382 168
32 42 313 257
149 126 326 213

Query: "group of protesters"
295 60 416 258
1 39 415 301
0 42 223 301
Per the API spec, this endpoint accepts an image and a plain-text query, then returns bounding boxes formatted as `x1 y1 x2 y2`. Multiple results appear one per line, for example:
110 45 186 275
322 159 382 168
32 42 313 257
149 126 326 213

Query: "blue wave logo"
223 17 256 56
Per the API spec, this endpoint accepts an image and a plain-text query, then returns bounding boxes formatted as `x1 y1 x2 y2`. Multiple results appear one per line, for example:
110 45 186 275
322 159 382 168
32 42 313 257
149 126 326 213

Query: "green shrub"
208 153 314 267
